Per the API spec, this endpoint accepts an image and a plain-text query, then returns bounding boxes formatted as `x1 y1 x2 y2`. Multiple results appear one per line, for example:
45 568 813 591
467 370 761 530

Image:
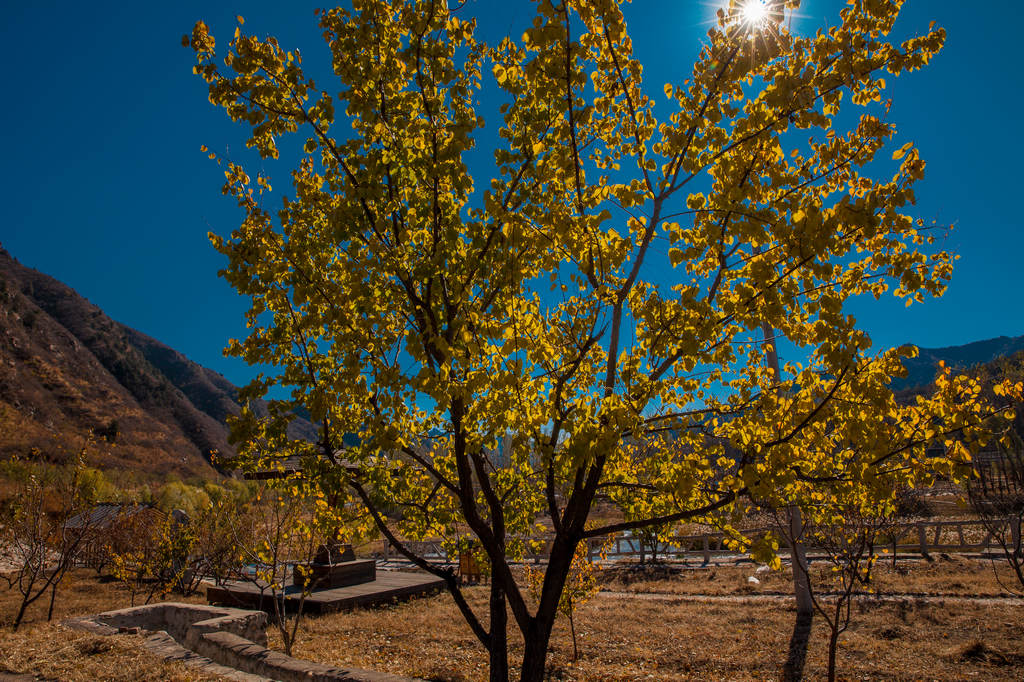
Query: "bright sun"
739 0 771 28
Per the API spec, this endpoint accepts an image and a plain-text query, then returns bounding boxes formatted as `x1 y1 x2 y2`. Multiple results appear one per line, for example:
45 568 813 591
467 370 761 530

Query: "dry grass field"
1 559 1021 681
276 591 1024 681
274 558 1024 681
0 570 214 681
599 554 1024 597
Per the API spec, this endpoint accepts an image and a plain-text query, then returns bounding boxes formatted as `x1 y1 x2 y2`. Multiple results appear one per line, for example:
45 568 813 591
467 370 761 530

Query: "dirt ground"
274 557 1024 681
1 559 1021 681
276 587 1023 681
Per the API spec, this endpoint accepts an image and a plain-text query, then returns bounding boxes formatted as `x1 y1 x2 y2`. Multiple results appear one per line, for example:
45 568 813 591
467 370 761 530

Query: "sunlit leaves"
191 1 1015 668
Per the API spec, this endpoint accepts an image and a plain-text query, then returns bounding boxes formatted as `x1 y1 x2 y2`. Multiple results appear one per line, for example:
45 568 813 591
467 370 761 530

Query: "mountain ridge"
892 334 1024 391
0 246 315 478
0 243 1018 477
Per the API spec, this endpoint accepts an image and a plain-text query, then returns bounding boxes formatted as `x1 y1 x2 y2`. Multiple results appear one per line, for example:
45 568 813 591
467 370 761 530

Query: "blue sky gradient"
2 1 1020 391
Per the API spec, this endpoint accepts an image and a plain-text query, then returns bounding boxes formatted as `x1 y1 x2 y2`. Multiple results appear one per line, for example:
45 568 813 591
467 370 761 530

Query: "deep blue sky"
2 1 1020 392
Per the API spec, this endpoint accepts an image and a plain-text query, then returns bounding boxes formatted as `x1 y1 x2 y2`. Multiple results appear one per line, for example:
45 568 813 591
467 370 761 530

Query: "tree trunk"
489 579 509 682
47 580 58 622
13 596 30 631
782 506 814 681
1011 514 1022 557
568 606 579 662
519 617 556 682
519 534 578 682
760 322 815 682
827 627 839 682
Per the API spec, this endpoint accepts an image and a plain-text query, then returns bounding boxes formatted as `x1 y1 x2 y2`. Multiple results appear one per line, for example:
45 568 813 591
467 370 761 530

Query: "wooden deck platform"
206 569 445 614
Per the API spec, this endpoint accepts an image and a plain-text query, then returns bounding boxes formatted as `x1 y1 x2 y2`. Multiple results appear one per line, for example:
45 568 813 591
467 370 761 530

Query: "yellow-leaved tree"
188 1 1019 680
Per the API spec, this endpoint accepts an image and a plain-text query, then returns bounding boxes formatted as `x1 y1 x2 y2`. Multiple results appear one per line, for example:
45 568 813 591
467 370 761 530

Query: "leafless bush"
0 451 97 629
966 444 1024 592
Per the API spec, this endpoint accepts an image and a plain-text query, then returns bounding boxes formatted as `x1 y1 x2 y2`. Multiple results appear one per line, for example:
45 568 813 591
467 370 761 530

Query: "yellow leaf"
892 142 913 160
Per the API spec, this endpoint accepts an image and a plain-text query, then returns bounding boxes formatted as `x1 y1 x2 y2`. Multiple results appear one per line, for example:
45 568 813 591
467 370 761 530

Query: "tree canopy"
189 1 1020 679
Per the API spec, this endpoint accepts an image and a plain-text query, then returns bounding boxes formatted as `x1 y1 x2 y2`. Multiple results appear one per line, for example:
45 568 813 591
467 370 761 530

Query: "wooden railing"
380 539 446 562
377 517 1021 565
571 517 1022 564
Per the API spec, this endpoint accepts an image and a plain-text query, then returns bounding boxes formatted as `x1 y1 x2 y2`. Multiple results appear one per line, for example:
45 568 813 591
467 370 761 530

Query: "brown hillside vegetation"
0 245 315 478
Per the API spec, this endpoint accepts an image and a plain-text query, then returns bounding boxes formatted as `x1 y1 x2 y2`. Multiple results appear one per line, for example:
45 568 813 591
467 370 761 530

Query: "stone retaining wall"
69 602 415 682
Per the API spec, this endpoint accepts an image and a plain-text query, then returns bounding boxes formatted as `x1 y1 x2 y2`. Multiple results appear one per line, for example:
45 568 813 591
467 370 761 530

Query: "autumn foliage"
189 1 1019 679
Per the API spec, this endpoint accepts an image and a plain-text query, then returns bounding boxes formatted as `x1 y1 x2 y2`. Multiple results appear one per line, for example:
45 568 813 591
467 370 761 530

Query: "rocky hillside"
0 246 316 478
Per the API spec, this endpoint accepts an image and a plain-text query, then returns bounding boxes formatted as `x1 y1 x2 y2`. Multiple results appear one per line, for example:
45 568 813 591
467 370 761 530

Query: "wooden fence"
380 517 1022 565
572 517 1022 565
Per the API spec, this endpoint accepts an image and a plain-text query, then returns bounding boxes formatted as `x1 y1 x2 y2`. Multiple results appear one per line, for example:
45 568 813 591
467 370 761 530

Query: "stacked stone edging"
94 603 267 647
67 602 415 682
194 631 406 682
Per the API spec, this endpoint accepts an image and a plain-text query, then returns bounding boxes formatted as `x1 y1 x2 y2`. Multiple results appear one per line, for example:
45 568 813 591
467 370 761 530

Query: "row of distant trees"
0 442 348 650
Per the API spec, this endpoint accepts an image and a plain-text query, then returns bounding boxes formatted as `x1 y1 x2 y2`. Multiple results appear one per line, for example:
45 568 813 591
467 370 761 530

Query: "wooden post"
702 535 711 565
917 522 932 561
1011 516 1022 557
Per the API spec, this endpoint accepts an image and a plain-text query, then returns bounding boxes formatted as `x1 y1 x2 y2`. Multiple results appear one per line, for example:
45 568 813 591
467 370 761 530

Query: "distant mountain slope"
893 335 1024 392
0 246 316 478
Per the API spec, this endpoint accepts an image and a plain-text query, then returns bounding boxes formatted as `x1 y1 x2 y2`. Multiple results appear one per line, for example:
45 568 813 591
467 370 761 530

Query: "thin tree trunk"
827 627 839 682
13 595 30 631
277 593 293 656
47 579 58 622
569 606 578 662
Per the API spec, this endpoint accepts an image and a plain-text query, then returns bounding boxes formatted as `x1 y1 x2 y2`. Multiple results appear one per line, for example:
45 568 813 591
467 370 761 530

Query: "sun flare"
739 0 771 29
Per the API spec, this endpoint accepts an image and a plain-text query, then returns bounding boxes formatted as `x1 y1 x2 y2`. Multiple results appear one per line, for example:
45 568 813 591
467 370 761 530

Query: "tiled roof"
66 503 163 530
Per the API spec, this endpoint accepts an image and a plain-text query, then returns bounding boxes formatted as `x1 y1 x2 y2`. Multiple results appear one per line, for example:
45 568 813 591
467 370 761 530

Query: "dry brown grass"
0 569 212 681
2 562 1022 681
275 588 1024 681
0 625 220 681
599 554 1024 598
0 569 207 628
274 560 1024 681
